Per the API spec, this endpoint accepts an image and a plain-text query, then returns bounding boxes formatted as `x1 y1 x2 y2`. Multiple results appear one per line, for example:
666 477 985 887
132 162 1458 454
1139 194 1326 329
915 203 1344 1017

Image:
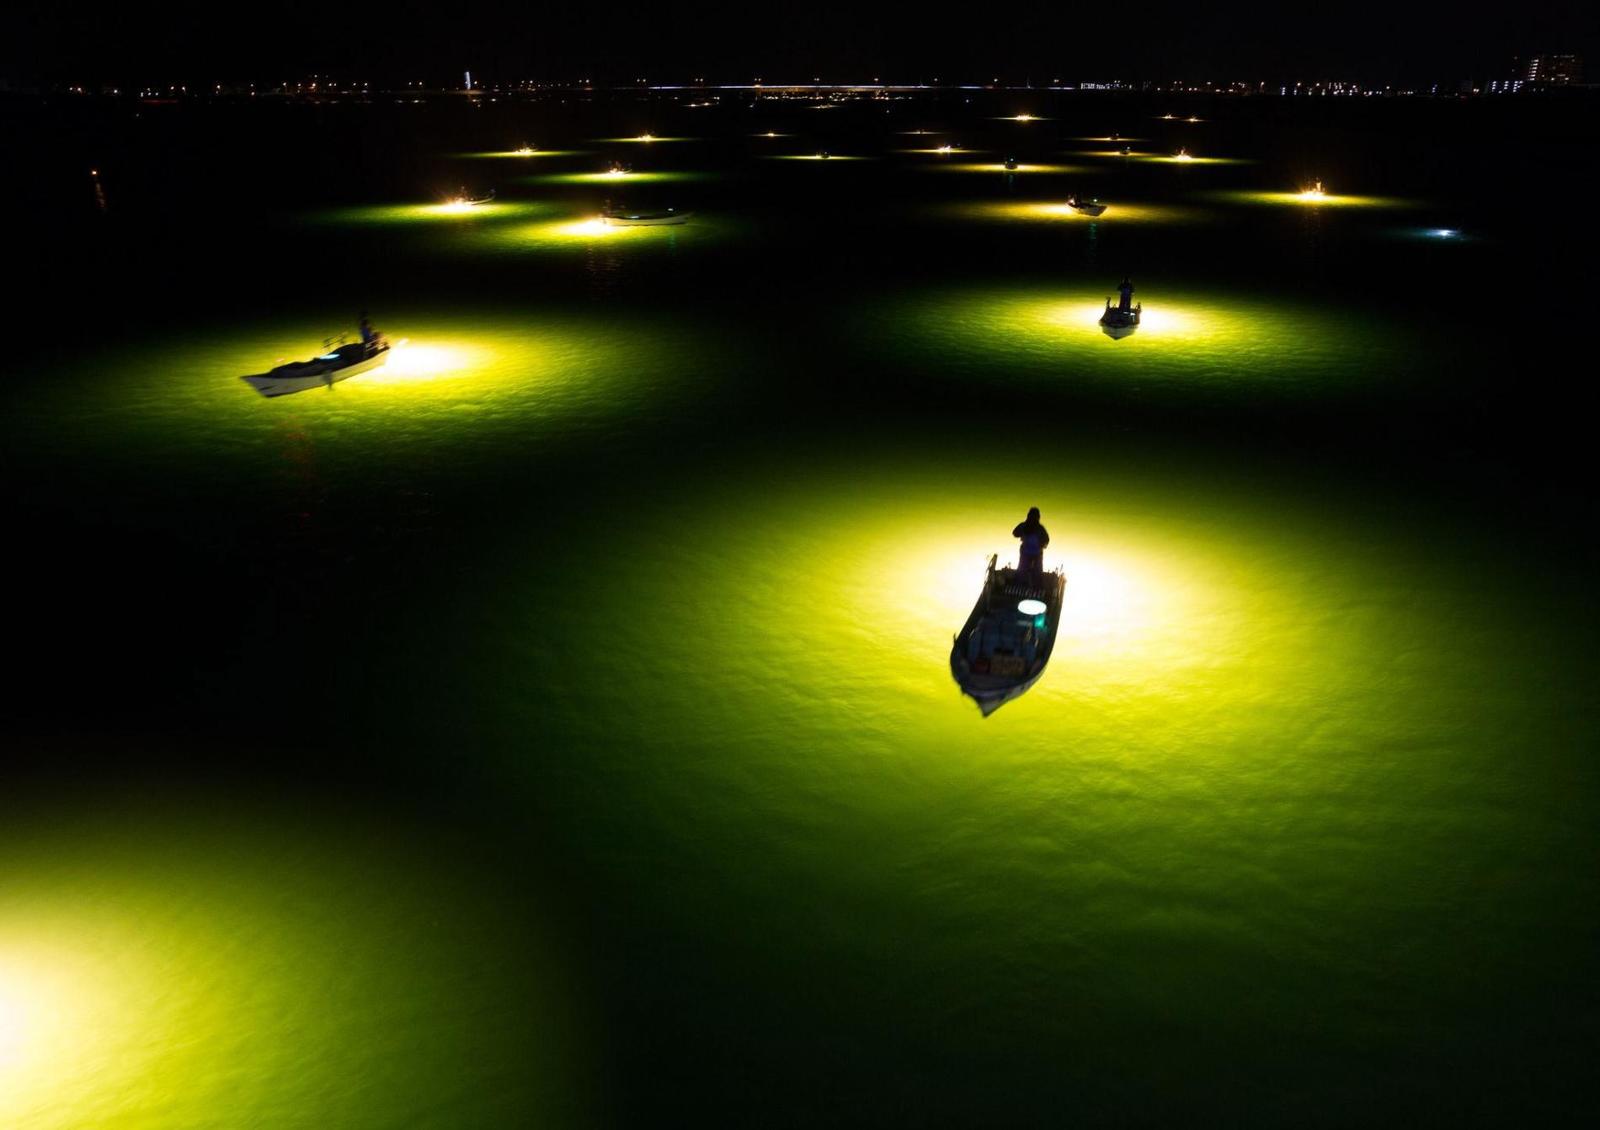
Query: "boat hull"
602 210 693 226
950 559 1066 716
241 344 390 397
1099 305 1141 340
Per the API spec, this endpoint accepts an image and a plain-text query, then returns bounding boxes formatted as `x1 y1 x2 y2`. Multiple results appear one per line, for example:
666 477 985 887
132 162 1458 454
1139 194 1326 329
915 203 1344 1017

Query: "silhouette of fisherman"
1013 507 1050 586
1117 277 1135 312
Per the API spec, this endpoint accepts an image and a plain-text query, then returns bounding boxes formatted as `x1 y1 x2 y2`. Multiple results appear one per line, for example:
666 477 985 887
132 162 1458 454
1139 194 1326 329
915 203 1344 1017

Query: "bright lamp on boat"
1017 599 1047 616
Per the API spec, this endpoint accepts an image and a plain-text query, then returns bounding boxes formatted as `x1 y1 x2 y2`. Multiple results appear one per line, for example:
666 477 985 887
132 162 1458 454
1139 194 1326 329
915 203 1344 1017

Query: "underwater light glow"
307 201 549 227
374 340 490 383
0 945 125 1125
0 809 584 1129
929 161 1089 176
559 217 615 237
521 169 707 186
459 149 582 160
940 200 1202 227
1211 189 1411 209
876 283 1417 398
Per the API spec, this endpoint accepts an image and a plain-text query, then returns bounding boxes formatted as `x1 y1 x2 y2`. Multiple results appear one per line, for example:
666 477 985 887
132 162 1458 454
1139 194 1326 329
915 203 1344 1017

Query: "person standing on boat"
1013 507 1050 585
1117 278 1135 312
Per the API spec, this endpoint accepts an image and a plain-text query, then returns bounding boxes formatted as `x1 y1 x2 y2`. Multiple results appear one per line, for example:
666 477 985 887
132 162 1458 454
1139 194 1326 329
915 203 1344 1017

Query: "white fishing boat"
241 337 391 397
601 205 693 226
950 555 1067 716
1066 194 1108 216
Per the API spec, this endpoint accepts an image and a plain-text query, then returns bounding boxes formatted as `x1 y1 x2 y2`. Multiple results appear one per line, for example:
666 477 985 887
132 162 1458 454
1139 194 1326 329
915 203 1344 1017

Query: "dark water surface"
3 93 1597 1126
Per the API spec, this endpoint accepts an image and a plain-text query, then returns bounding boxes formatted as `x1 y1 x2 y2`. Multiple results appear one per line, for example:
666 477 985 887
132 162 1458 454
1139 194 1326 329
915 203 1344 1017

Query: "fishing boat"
1099 300 1141 338
1003 156 1020 170
1066 194 1108 216
601 204 693 226
241 336 392 397
449 188 496 206
950 554 1067 716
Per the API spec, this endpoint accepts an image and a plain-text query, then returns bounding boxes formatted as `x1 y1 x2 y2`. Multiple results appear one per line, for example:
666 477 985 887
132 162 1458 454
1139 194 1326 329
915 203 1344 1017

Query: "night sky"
7 0 1598 85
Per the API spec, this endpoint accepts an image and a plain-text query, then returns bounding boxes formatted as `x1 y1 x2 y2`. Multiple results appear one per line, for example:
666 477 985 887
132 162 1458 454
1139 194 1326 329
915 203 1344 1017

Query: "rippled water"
3 94 1596 1126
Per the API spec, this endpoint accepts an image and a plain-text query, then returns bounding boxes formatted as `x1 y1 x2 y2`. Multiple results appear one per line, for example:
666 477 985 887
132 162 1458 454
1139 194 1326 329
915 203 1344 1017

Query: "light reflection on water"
0 804 579 1129
932 198 1207 226
23 312 718 465
864 283 1417 398
469 452 1590 1068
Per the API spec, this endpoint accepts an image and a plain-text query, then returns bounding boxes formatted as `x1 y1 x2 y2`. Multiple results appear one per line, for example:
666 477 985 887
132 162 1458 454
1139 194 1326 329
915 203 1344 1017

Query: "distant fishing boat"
950 554 1067 716
601 204 693 226
1066 194 1107 216
1003 156 1020 170
450 188 496 206
241 336 391 397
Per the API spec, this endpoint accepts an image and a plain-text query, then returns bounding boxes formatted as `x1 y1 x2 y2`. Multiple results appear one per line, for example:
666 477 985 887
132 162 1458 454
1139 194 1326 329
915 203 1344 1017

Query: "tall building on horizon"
1521 54 1582 85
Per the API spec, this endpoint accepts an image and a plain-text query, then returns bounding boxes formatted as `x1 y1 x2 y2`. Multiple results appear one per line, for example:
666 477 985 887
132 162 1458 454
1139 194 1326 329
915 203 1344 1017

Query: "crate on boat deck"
989 655 1027 677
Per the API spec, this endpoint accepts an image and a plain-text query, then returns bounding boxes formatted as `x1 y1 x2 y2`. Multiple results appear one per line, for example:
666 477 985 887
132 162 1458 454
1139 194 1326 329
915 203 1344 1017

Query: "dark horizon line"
9 72 1590 94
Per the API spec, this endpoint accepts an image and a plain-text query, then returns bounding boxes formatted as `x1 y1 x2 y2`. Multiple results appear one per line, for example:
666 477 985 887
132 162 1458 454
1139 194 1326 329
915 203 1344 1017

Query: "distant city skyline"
6 0 1597 86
